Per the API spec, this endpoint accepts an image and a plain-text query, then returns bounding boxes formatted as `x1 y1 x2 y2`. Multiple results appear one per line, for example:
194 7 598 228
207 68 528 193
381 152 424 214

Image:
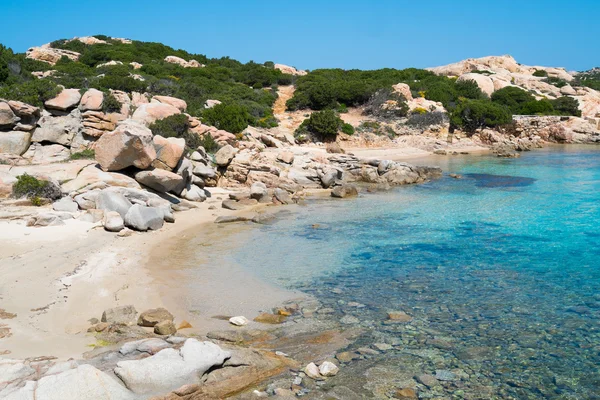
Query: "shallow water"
232 146 600 398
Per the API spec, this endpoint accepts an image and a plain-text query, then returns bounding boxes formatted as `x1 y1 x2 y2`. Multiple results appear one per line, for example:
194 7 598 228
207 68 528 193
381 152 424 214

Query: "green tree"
450 99 512 133
491 86 536 114
550 96 581 117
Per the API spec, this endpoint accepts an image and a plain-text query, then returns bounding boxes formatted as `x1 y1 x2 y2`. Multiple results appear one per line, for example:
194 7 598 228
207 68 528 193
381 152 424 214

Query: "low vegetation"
70 149 95 160
0 36 289 132
12 174 61 205
296 110 345 141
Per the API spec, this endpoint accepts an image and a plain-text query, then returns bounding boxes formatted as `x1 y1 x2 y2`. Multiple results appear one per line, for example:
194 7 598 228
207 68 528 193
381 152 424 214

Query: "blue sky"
1 0 598 71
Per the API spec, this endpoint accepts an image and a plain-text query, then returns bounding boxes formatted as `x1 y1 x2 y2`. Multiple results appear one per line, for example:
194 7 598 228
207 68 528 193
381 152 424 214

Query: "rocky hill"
0 36 599 234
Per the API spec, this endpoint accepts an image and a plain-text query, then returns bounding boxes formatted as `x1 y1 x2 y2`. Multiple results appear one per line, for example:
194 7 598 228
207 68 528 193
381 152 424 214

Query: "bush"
70 149 95 160
519 99 554 115
297 110 344 141
544 77 568 88
149 113 189 138
12 174 61 202
491 86 536 113
450 99 512 133
533 70 548 77
202 103 253 133
341 123 355 135
363 88 409 119
102 92 122 113
550 96 581 117
406 111 449 129
0 79 60 107
198 133 220 154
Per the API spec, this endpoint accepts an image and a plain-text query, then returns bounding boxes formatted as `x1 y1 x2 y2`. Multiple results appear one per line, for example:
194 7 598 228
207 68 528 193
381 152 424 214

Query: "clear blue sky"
1 0 598 72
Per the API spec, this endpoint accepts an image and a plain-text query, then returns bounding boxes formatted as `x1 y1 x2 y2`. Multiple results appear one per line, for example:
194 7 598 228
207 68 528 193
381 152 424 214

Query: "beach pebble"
340 315 360 324
435 369 457 381
318 361 339 377
304 362 322 379
386 311 413 322
373 343 393 351
154 320 177 335
252 390 268 397
229 316 249 326
416 374 439 388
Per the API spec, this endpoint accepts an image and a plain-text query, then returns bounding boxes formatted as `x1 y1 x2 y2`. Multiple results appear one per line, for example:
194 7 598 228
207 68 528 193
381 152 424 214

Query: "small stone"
373 343 393 351
416 374 439 388
304 362 322 380
117 228 134 237
154 320 177 335
318 361 339 377
101 305 137 325
387 311 413 322
229 316 249 326
357 347 380 356
94 322 110 332
253 313 286 324
138 307 174 327
177 320 192 329
435 369 457 381
336 351 360 363
394 387 417 399
340 315 360 324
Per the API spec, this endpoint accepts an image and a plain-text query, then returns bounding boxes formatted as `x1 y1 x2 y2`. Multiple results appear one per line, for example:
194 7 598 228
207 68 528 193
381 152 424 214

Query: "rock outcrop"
94 120 156 171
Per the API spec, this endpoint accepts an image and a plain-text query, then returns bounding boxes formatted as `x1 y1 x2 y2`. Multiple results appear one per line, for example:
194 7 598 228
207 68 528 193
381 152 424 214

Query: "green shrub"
550 96 581 117
297 110 344 141
533 70 549 77
363 88 409 119
341 123 355 135
70 149 95 160
149 113 189 138
544 77 568 88
491 86 536 113
450 99 512 133
0 79 60 107
198 133 220 154
0 45 9 83
102 92 122 113
519 99 554 115
12 174 61 202
202 103 253 133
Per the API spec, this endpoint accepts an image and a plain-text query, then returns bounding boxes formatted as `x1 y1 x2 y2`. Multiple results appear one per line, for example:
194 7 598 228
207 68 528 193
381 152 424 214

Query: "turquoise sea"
232 146 600 398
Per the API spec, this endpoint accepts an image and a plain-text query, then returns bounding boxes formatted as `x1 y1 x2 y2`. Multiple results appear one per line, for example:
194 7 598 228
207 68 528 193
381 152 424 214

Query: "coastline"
0 188 304 360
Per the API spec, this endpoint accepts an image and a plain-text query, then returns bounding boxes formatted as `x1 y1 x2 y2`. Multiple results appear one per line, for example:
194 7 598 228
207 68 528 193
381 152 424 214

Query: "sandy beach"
0 188 303 360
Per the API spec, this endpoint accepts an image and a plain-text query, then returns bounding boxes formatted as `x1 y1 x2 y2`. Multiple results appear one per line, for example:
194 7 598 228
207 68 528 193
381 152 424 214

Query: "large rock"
274 63 307 76
137 308 174 327
52 197 78 212
392 83 413 101
113 339 230 395
131 103 180 126
192 163 216 179
103 211 125 232
124 204 164 231
26 46 80 65
214 144 237 166
134 169 183 193
152 96 187 112
101 305 137 325
152 135 185 170
164 56 204 68
0 101 19 128
95 120 156 171
331 184 359 198
32 110 82 146
23 143 70 164
181 184 207 202
61 164 141 193
250 182 268 200
95 190 133 218
34 364 134 400
7 101 40 120
79 88 104 111
45 88 82 111
0 131 31 155
457 73 495 96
